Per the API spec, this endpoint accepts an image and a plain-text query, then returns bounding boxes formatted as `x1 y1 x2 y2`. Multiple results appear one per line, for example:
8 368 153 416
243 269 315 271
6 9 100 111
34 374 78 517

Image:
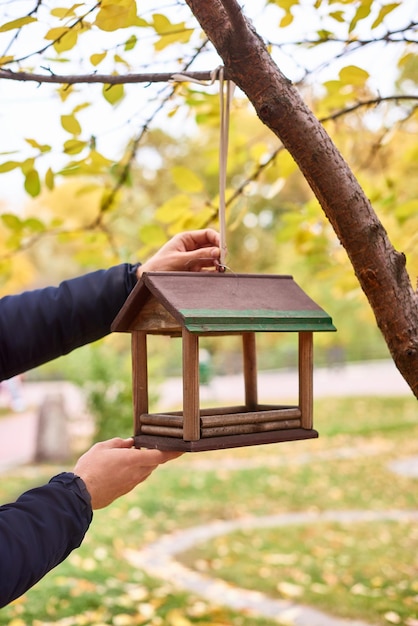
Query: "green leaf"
0 161 20 173
61 114 82 135
45 167 54 190
90 51 107 66
24 169 41 197
124 34 137 51
0 16 36 32
23 217 45 232
171 166 204 193
395 200 418 223
1 213 22 230
138 223 167 248
102 83 124 105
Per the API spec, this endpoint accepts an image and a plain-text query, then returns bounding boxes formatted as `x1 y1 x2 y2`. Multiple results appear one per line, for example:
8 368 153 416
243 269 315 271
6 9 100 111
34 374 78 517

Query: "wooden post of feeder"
182 328 200 441
132 331 148 436
299 331 313 429
243 332 258 410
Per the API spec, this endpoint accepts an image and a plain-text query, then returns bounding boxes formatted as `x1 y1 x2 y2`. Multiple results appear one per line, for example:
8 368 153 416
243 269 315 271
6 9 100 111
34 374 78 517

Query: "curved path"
126 508 418 626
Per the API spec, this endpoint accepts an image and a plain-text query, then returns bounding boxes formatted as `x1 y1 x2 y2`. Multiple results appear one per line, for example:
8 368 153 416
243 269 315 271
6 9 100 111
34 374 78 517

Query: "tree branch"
0 68 221 85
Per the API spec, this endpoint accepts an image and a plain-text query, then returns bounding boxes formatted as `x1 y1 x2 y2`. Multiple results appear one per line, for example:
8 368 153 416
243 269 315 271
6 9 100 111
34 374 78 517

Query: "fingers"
181 229 221 251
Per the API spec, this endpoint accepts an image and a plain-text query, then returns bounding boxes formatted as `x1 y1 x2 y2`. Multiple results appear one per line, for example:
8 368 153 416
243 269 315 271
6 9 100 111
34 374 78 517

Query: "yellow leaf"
46 27 78 52
57 83 74 102
0 16 36 32
371 3 400 29
280 12 294 27
102 83 124 105
156 194 191 223
61 114 82 135
95 0 138 32
50 7 77 18
90 51 107 66
0 55 14 65
171 166 203 193
54 29 78 53
154 28 192 51
64 139 87 154
25 138 51 153
339 65 369 86
152 13 173 34
349 0 373 32
45 26 68 40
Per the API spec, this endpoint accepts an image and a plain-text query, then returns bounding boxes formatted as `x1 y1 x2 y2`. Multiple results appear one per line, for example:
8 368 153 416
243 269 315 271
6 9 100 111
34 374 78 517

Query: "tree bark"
185 0 418 399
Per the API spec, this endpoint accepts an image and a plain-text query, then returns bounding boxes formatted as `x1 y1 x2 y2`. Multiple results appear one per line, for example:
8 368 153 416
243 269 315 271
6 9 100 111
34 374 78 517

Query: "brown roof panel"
111 272 336 333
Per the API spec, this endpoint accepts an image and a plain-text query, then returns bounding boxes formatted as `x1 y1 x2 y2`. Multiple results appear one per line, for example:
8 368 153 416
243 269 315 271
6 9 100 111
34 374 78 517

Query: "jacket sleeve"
0 472 92 608
0 263 139 381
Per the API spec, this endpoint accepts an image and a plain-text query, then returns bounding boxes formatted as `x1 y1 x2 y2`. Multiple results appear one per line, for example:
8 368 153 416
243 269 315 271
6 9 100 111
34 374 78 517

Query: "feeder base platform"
134 428 318 452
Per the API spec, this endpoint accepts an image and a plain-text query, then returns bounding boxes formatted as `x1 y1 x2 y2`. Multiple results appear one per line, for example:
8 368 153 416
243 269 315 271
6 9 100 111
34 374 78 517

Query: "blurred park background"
0 0 417 624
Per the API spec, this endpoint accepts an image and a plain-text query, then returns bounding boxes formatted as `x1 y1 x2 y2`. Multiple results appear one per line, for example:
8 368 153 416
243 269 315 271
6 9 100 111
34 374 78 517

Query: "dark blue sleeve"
0 263 139 381
0 472 92 607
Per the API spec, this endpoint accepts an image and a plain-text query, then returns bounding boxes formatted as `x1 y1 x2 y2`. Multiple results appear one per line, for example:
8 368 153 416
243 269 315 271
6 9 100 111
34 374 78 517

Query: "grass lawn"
0 395 417 625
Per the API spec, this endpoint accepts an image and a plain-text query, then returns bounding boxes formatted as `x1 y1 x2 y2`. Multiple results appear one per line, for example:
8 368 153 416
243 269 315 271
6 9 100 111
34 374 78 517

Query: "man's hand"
73 438 182 510
137 229 221 278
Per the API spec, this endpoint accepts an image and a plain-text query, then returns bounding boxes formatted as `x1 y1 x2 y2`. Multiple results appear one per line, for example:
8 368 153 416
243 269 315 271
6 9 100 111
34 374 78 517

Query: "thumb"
100 437 134 450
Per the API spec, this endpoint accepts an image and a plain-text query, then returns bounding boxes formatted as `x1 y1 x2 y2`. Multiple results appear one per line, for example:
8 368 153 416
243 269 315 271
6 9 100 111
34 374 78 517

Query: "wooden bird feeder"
111 272 336 452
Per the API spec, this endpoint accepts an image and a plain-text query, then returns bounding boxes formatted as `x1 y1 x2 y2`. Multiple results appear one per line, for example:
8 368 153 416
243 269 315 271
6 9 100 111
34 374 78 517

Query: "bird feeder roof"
111 272 336 334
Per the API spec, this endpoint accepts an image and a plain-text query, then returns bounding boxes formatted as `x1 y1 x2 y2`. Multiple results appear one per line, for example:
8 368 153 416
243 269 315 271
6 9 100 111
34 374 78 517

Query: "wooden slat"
299 331 313 428
132 331 148 436
182 329 200 441
141 424 183 438
141 413 184 427
243 332 258 409
201 407 301 427
201 419 301 438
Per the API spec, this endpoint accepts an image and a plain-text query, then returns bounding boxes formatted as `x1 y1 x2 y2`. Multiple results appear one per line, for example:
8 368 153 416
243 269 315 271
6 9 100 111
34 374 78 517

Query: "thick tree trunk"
186 0 418 399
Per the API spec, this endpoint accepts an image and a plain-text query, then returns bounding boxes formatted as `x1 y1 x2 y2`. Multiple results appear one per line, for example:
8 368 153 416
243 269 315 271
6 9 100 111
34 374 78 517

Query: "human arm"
0 472 92 608
0 438 181 607
0 229 220 381
73 437 182 509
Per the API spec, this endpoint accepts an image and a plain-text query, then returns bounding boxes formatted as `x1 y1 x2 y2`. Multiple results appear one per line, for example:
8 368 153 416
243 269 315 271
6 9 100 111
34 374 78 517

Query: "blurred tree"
0 0 416 395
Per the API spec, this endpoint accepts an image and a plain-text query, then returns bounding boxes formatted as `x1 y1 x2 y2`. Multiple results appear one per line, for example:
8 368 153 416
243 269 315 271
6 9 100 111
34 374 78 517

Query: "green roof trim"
179 308 336 333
